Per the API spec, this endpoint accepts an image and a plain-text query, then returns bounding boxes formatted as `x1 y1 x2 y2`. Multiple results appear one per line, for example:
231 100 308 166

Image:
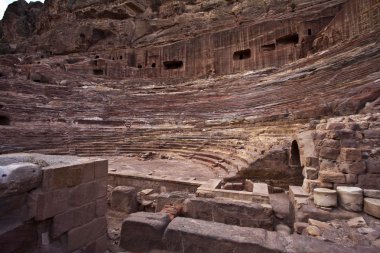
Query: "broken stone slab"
0 162 42 198
364 189 380 199
313 188 337 207
337 186 363 212
120 212 170 252
110 186 138 213
364 198 380 219
347 216 366 228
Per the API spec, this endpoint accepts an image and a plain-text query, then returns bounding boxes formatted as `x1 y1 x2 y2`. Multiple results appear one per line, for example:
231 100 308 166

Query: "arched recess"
290 140 301 168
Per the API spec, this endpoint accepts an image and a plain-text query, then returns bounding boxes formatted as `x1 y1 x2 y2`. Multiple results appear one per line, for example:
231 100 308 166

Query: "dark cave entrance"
289 140 304 186
163 60 183 70
0 115 10 126
276 34 299 45
261 44 276 51
233 49 251 60
93 69 104 75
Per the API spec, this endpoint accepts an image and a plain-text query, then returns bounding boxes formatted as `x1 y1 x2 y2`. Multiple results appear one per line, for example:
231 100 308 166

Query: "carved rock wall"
314 0 380 50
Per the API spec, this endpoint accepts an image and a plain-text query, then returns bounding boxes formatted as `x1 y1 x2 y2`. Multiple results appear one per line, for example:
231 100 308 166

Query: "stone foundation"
0 153 108 253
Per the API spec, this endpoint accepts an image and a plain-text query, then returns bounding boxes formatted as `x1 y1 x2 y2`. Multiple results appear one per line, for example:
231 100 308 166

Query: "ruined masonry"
0 0 380 252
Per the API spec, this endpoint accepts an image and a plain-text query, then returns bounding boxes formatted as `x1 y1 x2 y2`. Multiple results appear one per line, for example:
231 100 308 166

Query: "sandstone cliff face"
0 0 348 55
0 0 43 53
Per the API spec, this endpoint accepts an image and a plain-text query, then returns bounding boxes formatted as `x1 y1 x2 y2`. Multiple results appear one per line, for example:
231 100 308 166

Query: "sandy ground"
106 155 219 181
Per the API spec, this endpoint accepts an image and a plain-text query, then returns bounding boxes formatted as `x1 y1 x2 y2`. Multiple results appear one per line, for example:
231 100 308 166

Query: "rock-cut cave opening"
163 60 183 69
0 115 10 126
233 49 251 60
276 33 299 45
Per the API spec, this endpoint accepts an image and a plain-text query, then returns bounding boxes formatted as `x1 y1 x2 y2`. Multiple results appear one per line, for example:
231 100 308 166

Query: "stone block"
120 212 170 252
163 217 361 253
85 234 107 253
358 174 380 189
69 179 107 207
318 171 345 184
94 159 108 178
0 193 27 217
319 147 340 160
348 122 369 131
302 167 318 180
366 158 380 174
42 163 94 190
326 122 346 130
364 198 380 219
252 183 269 199
67 217 107 251
110 186 138 213
316 124 327 130
0 222 38 253
36 188 69 220
163 217 285 253
340 148 362 162
333 129 355 139
52 202 96 238
340 139 359 148
364 189 380 199
339 161 366 174
244 179 254 192
320 139 340 149
345 174 358 184
95 197 107 217
313 188 337 207
302 179 333 193
337 186 363 212
183 197 273 230
289 185 309 200
0 163 42 198
305 156 319 168
363 129 380 139
319 159 337 171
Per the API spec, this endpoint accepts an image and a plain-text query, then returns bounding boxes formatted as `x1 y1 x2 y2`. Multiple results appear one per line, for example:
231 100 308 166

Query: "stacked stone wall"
297 113 380 193
0 154 108 253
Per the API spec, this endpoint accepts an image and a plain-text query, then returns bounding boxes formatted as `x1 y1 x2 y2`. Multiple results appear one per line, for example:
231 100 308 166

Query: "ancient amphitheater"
0 0 380 252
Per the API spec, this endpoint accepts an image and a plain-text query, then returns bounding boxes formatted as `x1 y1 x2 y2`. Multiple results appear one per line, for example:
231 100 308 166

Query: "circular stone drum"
314 188 337 207
364 198 380 218
337 186 363 212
